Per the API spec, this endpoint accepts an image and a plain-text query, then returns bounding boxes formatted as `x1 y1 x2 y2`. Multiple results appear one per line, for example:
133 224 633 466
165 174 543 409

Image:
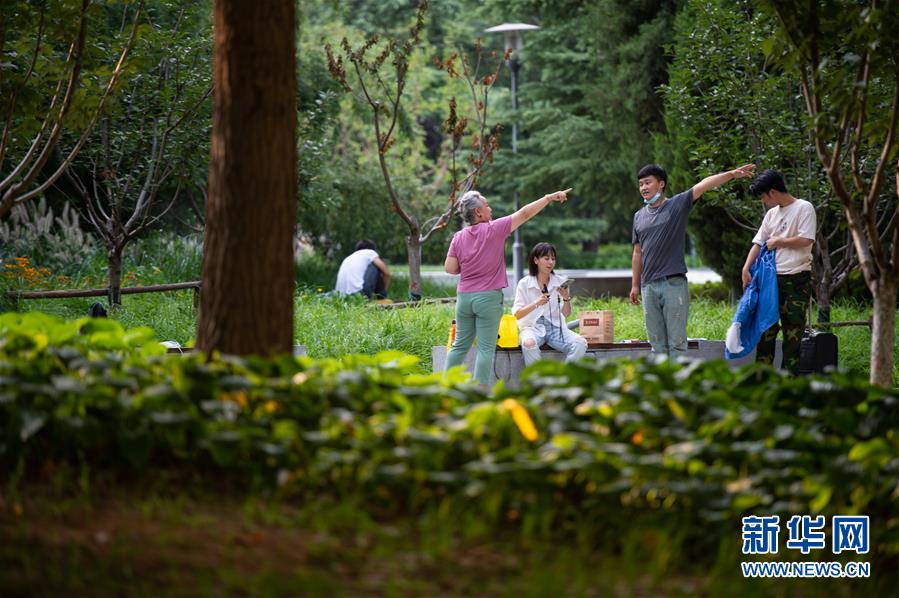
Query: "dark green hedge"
1 312 897 570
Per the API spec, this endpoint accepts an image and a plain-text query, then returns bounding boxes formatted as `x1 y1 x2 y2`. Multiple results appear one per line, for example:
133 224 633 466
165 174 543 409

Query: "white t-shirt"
512 273 568 336
751 199 816 274
335 249 378 294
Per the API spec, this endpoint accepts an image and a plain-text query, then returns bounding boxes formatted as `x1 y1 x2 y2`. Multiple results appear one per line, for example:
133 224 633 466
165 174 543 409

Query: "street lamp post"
485 22 539 287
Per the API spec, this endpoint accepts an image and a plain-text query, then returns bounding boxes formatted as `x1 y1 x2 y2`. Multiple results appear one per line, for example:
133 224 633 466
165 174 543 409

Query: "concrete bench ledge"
433 340 783 386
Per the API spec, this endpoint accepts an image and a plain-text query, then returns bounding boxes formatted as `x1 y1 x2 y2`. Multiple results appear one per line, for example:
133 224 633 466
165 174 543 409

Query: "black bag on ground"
797 328 838 374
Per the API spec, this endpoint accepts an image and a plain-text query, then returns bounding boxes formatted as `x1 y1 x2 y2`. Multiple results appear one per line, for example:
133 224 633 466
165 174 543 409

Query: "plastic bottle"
447 319 456 349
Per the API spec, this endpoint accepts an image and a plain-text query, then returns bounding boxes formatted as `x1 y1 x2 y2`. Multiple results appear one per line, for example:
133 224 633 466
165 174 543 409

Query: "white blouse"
512 273 568 336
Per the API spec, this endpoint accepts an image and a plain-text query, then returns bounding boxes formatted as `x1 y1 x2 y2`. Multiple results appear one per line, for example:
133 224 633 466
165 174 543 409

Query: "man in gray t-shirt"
630 163 755 356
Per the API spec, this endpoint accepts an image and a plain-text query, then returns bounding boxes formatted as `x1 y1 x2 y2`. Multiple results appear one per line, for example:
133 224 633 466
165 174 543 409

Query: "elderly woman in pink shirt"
444 187 571 385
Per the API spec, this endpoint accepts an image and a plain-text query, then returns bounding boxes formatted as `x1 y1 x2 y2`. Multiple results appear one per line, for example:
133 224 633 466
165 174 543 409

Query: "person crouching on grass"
513 242 587 366
443 188 571 387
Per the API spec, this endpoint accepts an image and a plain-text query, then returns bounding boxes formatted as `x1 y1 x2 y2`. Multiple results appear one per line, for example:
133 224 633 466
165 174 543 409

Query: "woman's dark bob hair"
528 242 557 277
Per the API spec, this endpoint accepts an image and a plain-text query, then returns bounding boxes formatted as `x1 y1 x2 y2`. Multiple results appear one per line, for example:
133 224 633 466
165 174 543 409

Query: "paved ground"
422 268 723 299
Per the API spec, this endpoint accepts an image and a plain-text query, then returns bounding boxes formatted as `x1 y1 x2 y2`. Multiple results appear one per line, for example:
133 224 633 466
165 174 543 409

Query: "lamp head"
485 23 539 55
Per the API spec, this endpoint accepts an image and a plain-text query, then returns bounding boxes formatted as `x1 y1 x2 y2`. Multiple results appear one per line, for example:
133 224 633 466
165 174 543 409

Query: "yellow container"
496 314 520 348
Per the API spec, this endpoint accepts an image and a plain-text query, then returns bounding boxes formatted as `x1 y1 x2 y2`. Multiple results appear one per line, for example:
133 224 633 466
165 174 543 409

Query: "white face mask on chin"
643 190 662 205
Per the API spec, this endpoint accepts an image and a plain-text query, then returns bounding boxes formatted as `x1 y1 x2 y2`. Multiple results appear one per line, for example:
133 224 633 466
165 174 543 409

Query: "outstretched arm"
510 188 571 232
692 163 755 201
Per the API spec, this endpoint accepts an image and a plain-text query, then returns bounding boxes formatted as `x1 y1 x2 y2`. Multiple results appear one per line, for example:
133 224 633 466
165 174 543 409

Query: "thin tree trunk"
107 245 123 306
816 292 831 323
813 230 833 323
196 0 296 356
815 274 832 323
869 281 897 387
406 233 423 301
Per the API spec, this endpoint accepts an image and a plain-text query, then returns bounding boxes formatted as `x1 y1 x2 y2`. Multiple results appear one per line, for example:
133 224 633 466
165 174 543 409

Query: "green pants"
757 271 810 374
445 289 504 386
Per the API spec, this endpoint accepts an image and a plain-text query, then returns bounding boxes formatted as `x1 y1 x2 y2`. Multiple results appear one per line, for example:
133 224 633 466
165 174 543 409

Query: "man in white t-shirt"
740 170 816 373
335 240 391 299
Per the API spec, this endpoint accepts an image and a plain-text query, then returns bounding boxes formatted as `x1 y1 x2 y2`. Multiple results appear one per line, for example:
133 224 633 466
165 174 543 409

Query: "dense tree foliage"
297 1 461 267
63 2 212 305
0 0 144 219
476 0 683 267
1 0 895 366
661 1 819 294
762 0 899 386
661 0 880 313
299 0 686 269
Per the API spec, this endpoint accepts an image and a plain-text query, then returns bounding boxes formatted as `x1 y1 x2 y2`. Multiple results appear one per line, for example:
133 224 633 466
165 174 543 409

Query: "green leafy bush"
690 281 731 302
295 251 339 291
1 313 897 571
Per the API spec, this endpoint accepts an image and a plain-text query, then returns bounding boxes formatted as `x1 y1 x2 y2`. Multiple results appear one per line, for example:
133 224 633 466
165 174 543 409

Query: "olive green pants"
757 271 811 374
444 289 504 386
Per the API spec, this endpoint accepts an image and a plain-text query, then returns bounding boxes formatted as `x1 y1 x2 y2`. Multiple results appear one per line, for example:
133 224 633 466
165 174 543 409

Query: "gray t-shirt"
631 188 693 286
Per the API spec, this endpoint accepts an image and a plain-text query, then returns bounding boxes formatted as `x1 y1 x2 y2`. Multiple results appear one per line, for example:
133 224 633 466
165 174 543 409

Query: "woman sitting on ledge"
513 242 587 366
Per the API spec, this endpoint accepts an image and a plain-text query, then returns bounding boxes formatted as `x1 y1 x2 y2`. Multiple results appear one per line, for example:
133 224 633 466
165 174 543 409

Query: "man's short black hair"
749 169 788 196
637 164 668 188
355 239 377 251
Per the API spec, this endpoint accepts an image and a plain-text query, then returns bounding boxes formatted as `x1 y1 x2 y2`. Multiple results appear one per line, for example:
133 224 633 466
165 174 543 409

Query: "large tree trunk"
869 281 897 387
406 233 423 302
107 244 124 306
196 0 296 356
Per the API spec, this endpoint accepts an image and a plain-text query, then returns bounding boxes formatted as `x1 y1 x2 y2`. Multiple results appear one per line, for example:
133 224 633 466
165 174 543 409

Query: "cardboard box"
579 310 614 343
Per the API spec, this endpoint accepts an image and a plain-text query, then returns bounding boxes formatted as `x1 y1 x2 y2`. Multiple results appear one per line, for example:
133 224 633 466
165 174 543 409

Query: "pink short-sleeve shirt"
447 215 513 293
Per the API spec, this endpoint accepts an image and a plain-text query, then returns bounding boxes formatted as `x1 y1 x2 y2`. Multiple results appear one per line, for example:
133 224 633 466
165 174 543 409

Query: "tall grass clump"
0 199 103 282
1 230 202 293
294 294 455 368
127 233 203 284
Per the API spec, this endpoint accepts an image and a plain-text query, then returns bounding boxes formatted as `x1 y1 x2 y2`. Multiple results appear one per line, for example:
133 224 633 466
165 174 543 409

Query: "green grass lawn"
5 289 892 380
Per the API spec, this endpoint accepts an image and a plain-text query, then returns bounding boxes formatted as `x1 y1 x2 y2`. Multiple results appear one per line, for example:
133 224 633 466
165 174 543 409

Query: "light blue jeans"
642 274 689 357
520 316 588 366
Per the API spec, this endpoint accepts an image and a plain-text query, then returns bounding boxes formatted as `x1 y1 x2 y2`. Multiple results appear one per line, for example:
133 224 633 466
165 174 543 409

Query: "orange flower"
2 257 53 288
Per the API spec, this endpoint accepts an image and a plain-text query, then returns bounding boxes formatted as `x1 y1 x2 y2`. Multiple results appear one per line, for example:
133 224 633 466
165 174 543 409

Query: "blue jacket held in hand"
725 246 779 360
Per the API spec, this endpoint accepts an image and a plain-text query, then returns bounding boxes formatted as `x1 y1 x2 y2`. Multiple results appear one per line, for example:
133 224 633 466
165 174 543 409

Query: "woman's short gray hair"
458 190 486 226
